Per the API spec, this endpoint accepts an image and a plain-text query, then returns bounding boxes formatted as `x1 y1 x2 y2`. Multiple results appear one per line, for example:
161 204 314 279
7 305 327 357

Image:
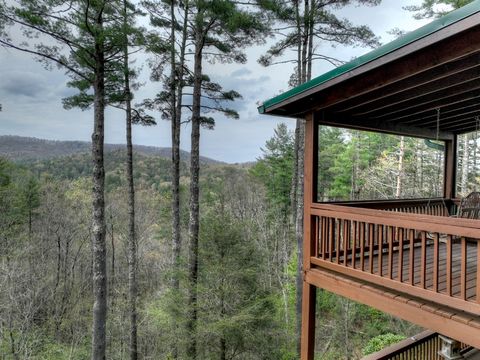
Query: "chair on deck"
456 191 480 220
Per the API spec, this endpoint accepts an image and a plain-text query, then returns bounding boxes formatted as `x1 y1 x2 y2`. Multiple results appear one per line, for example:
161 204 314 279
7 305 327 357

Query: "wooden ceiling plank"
352 75 480 118
400 106 480 127
334 56 480 114
317 111 454 140
441 118 480 131
397 97 480 124
296 24 480 115
353 85 480 122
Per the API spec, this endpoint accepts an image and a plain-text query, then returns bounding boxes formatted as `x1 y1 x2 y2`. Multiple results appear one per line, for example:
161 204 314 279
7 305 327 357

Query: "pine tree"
184 1 270 357
0 2 131 358
405 0 473 19
259 0 381 352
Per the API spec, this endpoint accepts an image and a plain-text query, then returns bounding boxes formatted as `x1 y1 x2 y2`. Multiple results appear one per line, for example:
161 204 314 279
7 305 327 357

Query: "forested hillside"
2 124 479 358
0 136 221 164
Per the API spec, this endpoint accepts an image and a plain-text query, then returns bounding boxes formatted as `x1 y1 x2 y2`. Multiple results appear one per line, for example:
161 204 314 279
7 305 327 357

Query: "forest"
1 0 479 359
2 126 479 359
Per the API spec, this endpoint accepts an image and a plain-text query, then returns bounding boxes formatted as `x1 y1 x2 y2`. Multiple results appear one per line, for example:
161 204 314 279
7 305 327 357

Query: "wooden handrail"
361 331 437 360
324 198 451 209
309 203 480 315
361 331 471 360
311 203 480 233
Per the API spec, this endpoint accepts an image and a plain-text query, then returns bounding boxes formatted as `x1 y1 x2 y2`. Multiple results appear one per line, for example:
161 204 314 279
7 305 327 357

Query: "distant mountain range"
0 135 223 165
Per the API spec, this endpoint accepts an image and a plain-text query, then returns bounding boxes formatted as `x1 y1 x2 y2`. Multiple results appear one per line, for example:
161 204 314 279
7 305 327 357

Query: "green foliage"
259 0 380 85
28 149 176 191
362 333 406 356
405 0 473 19
316 126 446 201
197 210 281 359
251 123 294 216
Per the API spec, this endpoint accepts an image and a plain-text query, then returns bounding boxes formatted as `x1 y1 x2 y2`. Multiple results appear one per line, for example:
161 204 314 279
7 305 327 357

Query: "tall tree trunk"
295 1 310 355
351 132 360 200
91 25 107 360
294 117 305 357
220 270 226 360
186 26 203 360
170 3 189 358
461 134 470 195
171 0 189 292
396 136 405 199
110 216 115 308
122 1 138 358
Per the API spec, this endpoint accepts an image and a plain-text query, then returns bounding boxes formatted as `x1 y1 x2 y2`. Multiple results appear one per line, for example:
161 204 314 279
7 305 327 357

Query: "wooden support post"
444 134 457 200
303 113 316 270
301 113 317 359
301 281 316 360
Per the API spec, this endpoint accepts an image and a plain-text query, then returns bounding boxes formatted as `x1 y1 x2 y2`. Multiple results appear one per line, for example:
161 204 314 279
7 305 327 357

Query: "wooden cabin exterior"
259 1 480 359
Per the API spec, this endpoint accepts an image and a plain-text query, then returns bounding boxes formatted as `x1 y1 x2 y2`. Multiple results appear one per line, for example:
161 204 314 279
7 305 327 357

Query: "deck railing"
323 198 452 216
361 331 471 360
310 201 480 314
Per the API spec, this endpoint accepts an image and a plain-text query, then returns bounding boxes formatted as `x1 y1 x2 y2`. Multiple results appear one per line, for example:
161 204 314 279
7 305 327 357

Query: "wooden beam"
330 52 480 113
441 117 480 131
370 87 480 124
301 113 317 360
301 281 316 360
354 78 480 119
397 96 480 125
338 61 480 115
268 19 480 117
444 135 458 200
305 268 480 350
317 112 454 140
304 113 315 270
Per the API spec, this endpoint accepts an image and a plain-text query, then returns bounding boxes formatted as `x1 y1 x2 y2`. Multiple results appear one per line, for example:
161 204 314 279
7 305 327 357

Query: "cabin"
259 1 480 359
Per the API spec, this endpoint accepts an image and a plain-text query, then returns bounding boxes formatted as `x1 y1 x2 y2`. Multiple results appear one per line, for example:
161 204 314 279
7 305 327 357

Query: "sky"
0 0 432 163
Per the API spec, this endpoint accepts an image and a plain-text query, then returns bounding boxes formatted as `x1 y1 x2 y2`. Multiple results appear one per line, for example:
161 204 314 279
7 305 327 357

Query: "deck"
304 199 480 349
353 240 478 301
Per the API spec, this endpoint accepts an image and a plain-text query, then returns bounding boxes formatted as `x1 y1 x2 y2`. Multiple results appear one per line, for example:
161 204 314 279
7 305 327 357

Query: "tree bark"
461 134 469 195
92 38 107 360
171 0 189 292
123 1 138 358
91 13 107 360
186 25 204 360
396 136 405 199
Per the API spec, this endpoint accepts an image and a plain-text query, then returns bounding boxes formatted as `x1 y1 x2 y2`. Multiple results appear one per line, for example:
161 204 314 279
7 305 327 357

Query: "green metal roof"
258 0 480 115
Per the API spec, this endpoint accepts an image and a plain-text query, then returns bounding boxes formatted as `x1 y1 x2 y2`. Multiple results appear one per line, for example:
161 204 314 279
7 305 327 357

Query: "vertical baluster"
336 219 341 265
446 234 452 296
388 226 394 279
433 233 439 293
352 220 357 269
360 222 365 272
328 218 334 261
321 217 326 261
409 229 415 286
343 220 349 267
378 225 383 277
477 240 480 303
319 216 327 257
398 228 404 282
461 237 467 300
369 223 374 274
421 232 426 289
315 216 320 258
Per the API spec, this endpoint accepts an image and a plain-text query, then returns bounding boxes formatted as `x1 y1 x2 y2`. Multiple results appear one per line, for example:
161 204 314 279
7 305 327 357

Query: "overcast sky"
0 0 431 163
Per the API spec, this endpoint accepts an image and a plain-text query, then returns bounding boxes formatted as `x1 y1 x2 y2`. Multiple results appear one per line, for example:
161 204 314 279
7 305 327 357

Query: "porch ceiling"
259 1 480 140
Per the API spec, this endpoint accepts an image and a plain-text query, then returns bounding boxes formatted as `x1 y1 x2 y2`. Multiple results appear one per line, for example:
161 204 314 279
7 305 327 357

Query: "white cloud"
0 0 426 163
